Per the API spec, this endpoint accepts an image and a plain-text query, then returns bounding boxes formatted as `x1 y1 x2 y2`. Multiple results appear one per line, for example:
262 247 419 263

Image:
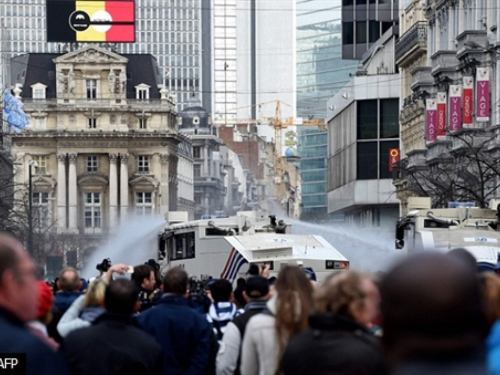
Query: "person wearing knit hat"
27 281 59 351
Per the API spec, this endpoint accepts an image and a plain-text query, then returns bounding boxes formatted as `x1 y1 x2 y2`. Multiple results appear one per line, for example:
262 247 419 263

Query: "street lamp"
28 160 38 256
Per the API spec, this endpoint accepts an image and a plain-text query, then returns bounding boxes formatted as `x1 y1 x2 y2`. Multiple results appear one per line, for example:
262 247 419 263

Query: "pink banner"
476 68 490 122
426 99 437 143
463 76 473 127
449 85 462 132
437 92 447 139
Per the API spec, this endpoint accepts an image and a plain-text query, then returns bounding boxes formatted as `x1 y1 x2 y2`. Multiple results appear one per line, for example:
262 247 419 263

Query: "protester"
27 280 60 351
381 252 487 375
282 271 385 375
138 267 212 375
57 278 107 338
240 266 314 375
61 279 162 375
217 276 270 375
0 232 68 374
207 279 239 340
47 267 82 342
132 264 162 312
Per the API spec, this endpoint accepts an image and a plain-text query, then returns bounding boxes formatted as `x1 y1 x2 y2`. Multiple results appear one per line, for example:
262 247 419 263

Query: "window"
356 21 367 44
135 192 153 216
88 118 97 129
357 100 378 139
138 156 150 173
32 156 47 174
193 146 201 158
86 79 97 99
33 117 46 130
194 195 202 205
380 99 399 138
168 232 195 260
84 193 101 228
137 88 149 100
342 22 354 45
194 164 201 177
87 156 98 172
33 87 45 99
32 192 49 228
379 141 399 179
357 142 378 180
139 118 147 129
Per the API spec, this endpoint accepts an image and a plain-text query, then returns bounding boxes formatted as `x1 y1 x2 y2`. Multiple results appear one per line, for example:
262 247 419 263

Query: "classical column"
160 154 170 215
68 153 78 232
109 153 118 228
203 146 209 175
169 155 179 211
119 153 129 220
56 153 67 230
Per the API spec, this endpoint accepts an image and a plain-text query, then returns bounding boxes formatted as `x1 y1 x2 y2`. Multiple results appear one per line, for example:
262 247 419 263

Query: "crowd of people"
1 230 500 374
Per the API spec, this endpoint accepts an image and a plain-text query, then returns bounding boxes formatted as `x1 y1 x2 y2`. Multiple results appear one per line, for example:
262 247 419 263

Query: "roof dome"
285 147 299 158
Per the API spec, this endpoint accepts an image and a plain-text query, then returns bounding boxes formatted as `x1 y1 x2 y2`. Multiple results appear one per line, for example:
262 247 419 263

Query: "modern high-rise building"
296 0 357 221
341 0 398 60
0 0 206 111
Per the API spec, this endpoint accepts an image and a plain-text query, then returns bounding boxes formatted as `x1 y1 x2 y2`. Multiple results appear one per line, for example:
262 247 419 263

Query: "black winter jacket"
60 312 162 375
282 313 387 375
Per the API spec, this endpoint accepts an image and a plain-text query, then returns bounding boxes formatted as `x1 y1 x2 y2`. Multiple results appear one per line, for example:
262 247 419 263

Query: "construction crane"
212 100 326 183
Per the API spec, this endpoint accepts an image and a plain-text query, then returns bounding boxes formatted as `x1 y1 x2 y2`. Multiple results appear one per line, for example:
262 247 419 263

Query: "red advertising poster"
389 148 400 172
476 68 490 122
426 99 437 143
463 76 474 127
449 85 462 132
437 92 447 139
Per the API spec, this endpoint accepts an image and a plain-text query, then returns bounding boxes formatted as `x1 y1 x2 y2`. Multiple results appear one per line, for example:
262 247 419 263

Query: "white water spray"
81 214 165 279
290 219 404 273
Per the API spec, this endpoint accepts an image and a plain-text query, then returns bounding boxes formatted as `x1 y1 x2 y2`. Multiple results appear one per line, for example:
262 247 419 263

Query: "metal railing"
395 21 427 62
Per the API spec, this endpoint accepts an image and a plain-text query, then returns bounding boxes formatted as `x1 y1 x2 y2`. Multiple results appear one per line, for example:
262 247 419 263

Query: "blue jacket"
0 307 68 375
138 295 212 375
487 320 500 374
53 291 81 313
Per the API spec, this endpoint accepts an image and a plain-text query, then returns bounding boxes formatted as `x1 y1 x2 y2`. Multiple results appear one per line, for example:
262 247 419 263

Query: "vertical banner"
463 76 474 127
389 148 400 172
476 68 490 122
437 92 447 139
449 85 462 132
426 99 437 143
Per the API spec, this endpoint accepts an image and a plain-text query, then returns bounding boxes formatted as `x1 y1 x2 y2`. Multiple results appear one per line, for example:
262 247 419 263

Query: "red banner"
463 76 474 127
389 148 400 172
437 92 447 139
476 68 490 122
449 85 462 132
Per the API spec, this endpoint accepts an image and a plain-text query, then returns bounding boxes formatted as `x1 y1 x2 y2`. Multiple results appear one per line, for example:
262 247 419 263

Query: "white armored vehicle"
159 211 349 283
395 197 500 269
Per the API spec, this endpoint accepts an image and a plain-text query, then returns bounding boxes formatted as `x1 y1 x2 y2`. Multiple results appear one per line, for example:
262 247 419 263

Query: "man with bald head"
380 252 487 375
0 232 67 374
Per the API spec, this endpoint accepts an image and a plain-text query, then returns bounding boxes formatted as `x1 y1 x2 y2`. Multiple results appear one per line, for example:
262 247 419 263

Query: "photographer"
132 264 162 313
94 258 131 283
188 276 211 314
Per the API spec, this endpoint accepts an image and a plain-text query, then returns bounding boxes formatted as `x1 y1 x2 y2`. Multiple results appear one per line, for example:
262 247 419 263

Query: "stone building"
10 45 182 267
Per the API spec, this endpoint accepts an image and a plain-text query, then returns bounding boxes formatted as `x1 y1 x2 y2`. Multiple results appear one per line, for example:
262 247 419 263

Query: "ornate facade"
10 45 183 267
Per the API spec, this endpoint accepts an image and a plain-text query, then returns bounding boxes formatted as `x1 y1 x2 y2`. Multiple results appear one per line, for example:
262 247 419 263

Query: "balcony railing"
395 21 427 63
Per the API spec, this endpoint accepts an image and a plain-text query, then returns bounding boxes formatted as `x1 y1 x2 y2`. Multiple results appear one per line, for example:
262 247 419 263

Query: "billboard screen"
47 0 135 43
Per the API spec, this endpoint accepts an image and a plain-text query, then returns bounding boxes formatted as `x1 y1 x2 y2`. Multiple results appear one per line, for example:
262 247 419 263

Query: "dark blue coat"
0 307 68 375
138 295 212 375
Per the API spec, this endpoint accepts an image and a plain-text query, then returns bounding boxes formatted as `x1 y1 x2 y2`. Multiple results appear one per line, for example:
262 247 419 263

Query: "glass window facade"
297 0 358 221
356 99 400 180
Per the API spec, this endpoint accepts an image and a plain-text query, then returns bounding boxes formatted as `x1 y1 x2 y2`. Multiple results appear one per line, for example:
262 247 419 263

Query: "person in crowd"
233 278 247 313
138 267 212 375
57 278 107 338
381 252 487 375
132 264 162 312
240 266 314 375
447 248 478 272
217 276 270 375
282 271 385 375
61 279 162 375
47 267 82 342
479 272 500 374
207 279 239 340
0 231 68 374
27 280 60 351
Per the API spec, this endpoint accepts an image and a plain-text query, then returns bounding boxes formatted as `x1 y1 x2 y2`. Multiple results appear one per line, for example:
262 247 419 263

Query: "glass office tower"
0 0 206 111
296 0 357 221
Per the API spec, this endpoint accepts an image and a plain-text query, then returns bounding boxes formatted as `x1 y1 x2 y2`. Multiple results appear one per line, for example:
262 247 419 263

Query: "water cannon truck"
395 197 500 270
